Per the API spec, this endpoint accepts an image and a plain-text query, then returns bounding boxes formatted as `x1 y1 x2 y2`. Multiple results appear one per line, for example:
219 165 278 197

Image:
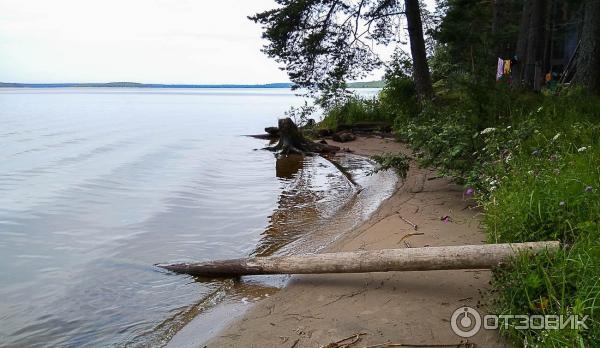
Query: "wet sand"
202 137 509 347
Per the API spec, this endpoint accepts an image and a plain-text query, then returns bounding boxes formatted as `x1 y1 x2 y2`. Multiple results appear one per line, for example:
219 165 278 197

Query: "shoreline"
185 136 508 347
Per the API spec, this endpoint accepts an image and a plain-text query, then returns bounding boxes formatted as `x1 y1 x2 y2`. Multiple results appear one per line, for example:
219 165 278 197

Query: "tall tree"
433 0 494 79
249 0 433 101
513 0 550 89
513 0 531 84
404 0 433 97
574 0 600 94
523 0 547 90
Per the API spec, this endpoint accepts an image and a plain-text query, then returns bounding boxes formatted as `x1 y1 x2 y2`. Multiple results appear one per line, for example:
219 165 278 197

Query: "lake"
0 88 395 347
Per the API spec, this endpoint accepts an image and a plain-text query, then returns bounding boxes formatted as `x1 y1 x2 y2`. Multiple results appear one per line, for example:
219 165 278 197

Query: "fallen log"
157 241 559 277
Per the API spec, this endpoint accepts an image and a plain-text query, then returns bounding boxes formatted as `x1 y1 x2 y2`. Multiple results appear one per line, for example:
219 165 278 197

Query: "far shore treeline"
0 81 384 89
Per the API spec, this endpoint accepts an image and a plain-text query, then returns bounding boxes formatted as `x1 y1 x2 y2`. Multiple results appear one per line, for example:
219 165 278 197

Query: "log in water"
158 241 559 277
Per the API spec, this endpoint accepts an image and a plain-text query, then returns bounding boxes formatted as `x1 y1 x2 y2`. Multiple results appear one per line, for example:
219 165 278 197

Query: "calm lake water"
0 88 395 347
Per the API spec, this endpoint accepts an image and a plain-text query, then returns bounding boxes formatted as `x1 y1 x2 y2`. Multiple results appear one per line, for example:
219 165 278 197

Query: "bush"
371 153 410 179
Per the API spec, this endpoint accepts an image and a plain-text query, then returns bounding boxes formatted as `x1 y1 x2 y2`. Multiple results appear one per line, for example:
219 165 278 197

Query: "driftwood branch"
157 241 559 277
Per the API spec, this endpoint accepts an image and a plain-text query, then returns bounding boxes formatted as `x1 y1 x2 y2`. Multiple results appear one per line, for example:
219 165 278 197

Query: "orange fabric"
503 60 511 74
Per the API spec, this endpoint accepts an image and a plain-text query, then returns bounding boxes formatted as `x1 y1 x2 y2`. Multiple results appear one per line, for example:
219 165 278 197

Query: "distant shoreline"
0 81 384 89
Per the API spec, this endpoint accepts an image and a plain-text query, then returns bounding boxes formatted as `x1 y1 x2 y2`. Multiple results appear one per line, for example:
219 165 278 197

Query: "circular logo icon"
451 306 482 338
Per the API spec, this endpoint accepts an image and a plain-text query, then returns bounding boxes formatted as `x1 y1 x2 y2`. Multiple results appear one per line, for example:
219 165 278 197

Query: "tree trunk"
404 0 433 99
513 0 533 85
574 0 600 94
158 241 560 277
523 0 547 90
492 0 512 58
265 118 339 155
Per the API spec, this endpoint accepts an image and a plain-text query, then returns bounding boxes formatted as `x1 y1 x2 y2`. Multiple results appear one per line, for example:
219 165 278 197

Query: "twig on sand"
404 240 412 248
363 341 476 348
290 338 300 348
321 333 367 348
398 232 424 245
397 214 418 230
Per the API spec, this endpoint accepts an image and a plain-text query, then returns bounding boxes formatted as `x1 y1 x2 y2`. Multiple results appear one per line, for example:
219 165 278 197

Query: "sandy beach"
199 137 509 348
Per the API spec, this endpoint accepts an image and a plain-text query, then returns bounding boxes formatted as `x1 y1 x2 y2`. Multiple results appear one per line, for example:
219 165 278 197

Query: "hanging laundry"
496 58 504 80
503 59 511 75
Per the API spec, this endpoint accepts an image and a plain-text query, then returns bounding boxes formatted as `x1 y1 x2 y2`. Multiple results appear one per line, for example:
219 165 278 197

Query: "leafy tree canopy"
250 0 408 102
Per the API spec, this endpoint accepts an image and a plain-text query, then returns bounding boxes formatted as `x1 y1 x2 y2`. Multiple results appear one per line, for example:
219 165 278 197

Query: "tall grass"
320 96 391 130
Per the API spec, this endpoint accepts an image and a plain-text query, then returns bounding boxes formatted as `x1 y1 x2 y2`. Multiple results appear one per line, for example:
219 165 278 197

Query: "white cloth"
496 58 504 81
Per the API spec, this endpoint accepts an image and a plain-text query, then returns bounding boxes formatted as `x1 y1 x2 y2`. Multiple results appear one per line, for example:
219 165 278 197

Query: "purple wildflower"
465 188 475 197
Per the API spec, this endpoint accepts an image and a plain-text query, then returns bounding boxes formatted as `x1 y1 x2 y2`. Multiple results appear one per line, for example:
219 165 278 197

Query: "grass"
480 114 600 346
320 96 391 130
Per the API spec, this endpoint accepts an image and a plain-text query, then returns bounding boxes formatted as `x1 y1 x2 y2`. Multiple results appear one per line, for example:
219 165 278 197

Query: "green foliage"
380 51 420 121
250 0 405 97
386 85 600 346
320 95 391 130
396 107 476 182
491 224 600 346
484 124 600 245
371 153 410 179
320 59 419 131
475 93 599 347
432 0 493 81
285 101 316 127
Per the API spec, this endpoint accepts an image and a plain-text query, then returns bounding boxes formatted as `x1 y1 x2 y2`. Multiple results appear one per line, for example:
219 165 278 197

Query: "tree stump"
265 118 339 155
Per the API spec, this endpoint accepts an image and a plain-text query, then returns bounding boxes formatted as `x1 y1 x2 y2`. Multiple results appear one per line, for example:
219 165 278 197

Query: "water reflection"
254 155 354 257
274 154 304 179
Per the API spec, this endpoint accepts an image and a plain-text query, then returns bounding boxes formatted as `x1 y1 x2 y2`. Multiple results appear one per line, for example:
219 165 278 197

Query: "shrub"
371 153 410 179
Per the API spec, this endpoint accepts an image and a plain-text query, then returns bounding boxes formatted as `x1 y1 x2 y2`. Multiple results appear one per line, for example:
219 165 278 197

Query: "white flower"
552 133 560 141
578 146 588 153
480 127 496 135
537 106 543 113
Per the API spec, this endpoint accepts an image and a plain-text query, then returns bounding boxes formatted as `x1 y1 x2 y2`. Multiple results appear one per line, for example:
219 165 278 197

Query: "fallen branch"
157 241 559 277
322 333 367 348
398 232 424 244
397 214 418 230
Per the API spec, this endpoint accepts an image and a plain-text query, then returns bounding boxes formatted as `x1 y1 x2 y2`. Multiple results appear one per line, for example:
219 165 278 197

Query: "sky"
0 0 434 85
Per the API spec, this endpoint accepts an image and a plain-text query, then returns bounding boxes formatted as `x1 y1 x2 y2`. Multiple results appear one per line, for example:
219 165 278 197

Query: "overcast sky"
0 0 434 84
